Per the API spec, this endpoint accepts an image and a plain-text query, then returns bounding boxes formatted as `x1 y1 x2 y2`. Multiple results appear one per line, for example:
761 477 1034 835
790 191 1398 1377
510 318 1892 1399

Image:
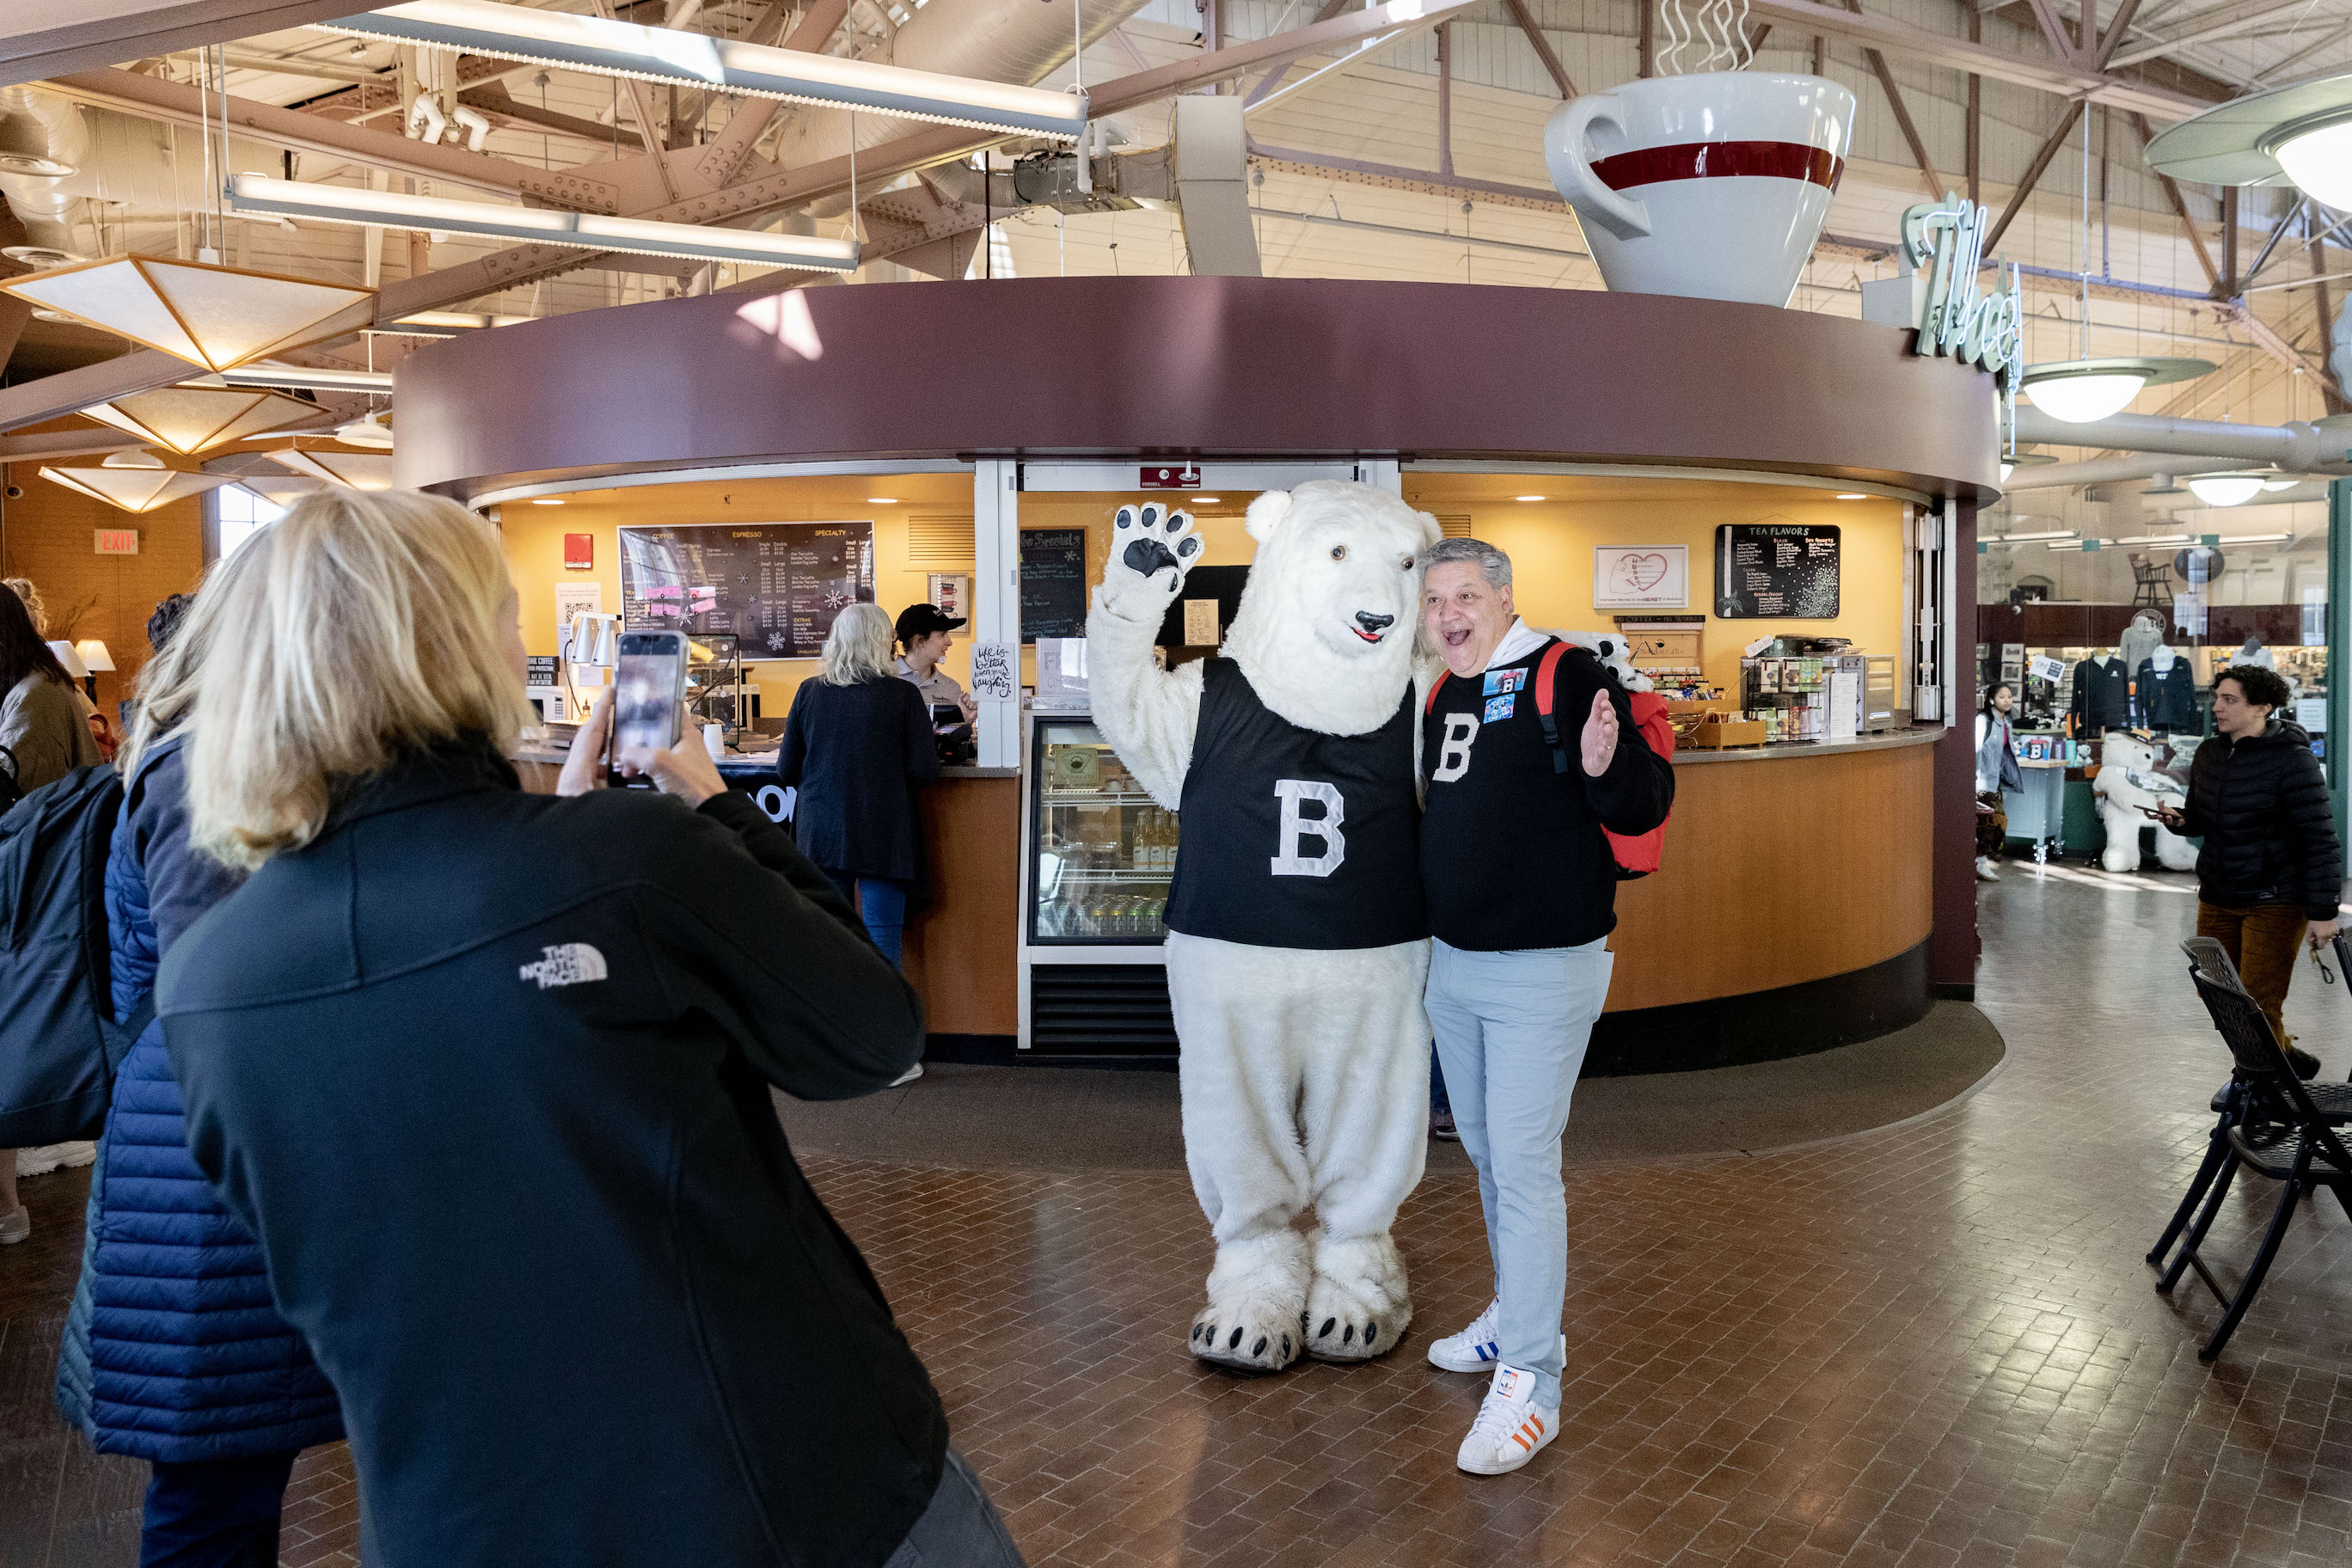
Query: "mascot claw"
1304 1232 1412 1363
1104 504 1200 614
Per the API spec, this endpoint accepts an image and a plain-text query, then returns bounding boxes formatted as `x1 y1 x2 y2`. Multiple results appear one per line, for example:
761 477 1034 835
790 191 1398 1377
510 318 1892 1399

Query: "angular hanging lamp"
232 473 328 505
262 443 396 491
0 255 376 373
40 450 236 513
80 383 325 455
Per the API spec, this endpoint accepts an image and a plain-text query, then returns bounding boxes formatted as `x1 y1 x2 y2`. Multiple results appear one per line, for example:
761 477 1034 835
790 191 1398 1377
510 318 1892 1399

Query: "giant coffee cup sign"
1544 69 1857 308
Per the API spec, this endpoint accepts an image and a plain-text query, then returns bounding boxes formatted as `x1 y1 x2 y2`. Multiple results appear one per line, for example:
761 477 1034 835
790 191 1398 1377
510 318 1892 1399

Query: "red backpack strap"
1534 640 1571 775
1423 669 1449 716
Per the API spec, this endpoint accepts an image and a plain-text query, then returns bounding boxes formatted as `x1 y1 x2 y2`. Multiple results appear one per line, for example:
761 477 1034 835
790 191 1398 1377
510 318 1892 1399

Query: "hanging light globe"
2020 358 2213 423
2185 474 2265 507
2145 73 2352 214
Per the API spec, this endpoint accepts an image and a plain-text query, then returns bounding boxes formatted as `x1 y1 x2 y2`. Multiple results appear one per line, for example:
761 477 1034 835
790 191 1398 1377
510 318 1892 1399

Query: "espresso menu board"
1020 527 1089 643
618 520 874 659
1715 523 1841 619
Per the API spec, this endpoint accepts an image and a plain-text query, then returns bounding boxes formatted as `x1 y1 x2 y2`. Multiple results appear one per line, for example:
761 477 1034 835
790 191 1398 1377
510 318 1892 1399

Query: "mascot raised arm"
1088 481 1441 1374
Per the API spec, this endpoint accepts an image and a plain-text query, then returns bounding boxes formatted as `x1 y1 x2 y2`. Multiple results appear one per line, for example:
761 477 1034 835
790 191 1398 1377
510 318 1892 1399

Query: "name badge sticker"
1483 668 1526 695
1483 694 1516 722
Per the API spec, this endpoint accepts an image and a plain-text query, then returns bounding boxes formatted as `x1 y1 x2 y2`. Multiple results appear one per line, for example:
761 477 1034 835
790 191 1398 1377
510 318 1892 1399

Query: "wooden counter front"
903 775 1020 1038
1606 733 1935 1013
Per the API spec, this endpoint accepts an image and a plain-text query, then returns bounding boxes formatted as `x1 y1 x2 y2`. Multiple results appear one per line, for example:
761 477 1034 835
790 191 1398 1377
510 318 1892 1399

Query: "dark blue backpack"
0 763 149 1145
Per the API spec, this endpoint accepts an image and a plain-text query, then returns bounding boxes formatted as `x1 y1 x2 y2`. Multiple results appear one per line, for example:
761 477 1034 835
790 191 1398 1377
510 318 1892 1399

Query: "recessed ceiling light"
1835 493 1868 500
866 496 897 504
531 497 565 505
1191 496 1220 504
1515 494 1545 502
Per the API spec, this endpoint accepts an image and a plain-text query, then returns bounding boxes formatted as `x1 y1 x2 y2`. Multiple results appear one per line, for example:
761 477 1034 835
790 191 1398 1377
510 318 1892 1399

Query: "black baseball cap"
896 603 967 643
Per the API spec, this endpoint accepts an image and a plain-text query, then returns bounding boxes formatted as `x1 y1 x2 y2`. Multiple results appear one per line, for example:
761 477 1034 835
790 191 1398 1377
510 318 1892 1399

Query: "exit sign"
93 529 139 555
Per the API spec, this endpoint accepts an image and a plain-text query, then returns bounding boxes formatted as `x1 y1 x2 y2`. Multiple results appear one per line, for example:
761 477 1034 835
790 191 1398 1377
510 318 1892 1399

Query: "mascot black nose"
1355 611 1395 634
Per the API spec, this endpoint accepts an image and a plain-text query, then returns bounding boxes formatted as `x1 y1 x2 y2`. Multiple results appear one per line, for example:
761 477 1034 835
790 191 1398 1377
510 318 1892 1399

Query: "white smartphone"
609 629 689 785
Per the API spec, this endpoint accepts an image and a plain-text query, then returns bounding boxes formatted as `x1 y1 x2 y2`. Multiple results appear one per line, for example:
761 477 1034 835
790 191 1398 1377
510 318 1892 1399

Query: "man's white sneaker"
889 1063 924 1087
1428 1301 1567 1375
1975 856 2000 883
15 1142 95 1179
0 1205 28 1245
1456 1363 1559 1476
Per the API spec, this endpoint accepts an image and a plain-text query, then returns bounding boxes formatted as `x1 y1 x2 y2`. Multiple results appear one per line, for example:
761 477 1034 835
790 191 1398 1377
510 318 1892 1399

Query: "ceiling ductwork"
2010 407 2352 489
0 86 89 257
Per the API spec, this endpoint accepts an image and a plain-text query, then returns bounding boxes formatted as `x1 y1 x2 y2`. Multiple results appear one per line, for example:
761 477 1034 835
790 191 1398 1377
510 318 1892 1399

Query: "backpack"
1425 640 1677 879
0 763 149 1145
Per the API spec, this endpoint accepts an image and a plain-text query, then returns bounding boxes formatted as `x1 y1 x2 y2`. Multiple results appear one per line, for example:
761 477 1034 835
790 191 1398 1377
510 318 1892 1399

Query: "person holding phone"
155 489 1025 1568
2153 664 2343 1078
780 603 941 981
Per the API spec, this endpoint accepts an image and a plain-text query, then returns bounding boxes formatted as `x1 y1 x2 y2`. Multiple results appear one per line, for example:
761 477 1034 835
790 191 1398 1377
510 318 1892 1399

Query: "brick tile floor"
6 864 2352 1565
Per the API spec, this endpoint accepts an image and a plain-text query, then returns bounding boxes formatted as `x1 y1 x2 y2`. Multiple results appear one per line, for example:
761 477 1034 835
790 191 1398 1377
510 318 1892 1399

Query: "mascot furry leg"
1088 487 1441 1374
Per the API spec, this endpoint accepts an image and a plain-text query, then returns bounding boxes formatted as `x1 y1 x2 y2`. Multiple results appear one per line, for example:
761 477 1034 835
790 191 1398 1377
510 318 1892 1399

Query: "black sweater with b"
1420 640 1676 952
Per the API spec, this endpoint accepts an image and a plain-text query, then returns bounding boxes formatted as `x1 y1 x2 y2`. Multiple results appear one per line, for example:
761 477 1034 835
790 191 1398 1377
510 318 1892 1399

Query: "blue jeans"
827 872 909 970
1425 935 1614 1410
142 1450 298 1568
883 1448 1027 1567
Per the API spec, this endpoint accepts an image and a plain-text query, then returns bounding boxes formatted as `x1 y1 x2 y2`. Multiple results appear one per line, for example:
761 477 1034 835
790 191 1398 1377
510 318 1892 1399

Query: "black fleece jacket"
2181 718 2345 920
160 741 944 1568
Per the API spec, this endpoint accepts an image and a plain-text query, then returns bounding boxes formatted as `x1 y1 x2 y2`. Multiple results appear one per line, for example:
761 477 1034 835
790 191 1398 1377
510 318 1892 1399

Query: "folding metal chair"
2155 937 2352 1361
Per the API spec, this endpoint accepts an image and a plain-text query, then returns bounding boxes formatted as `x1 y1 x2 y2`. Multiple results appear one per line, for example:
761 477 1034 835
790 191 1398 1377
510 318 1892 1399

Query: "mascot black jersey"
1163 657 1426 950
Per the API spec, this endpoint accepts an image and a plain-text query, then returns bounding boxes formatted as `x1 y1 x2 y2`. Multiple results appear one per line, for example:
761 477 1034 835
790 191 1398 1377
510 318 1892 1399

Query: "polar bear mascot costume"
2092 730 2198 873
1087 482 1441 1375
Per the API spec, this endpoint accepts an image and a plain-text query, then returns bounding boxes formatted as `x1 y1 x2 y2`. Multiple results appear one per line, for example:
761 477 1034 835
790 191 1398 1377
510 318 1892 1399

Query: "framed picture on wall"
1594 544 1689 610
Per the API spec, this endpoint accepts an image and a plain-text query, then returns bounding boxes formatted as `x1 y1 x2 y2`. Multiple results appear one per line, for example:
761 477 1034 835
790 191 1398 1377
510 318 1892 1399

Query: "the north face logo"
520 943 608 989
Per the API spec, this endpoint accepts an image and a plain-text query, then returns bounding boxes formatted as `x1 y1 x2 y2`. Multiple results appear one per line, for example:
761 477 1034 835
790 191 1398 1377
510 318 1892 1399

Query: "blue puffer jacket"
55 738 343 1460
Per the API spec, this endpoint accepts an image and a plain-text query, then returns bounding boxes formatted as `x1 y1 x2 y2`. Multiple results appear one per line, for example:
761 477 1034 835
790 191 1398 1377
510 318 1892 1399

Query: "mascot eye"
1330 545 1348 561
1401 555 1414 571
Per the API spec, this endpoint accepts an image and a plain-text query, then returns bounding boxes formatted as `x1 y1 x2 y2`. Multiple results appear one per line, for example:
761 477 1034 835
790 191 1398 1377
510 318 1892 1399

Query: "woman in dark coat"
156 491 1024 1568
778 600 940 971
55 573 342 1568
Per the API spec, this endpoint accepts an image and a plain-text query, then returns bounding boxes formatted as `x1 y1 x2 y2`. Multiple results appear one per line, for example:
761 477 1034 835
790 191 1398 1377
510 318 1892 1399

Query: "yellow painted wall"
497 471 975 721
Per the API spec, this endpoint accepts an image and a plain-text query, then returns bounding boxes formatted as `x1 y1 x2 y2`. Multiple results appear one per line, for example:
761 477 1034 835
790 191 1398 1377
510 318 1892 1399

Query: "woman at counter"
896 603 979 723
781 603 940 1010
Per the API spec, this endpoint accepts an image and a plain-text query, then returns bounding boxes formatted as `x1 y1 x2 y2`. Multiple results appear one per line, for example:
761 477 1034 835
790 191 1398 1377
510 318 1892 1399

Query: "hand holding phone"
609 630 690 788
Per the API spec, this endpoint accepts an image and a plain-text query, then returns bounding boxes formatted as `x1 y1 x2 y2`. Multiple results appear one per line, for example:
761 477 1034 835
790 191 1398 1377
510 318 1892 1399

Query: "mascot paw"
1190 1231 1309 1375
1304 1231 1412 1363
1099 504 1200 620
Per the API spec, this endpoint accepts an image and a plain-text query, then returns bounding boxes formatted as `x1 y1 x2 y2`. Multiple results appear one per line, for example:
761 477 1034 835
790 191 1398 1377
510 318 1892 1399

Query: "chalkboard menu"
618 520 874 660
1020 527 1088 643
1715 523 1841 618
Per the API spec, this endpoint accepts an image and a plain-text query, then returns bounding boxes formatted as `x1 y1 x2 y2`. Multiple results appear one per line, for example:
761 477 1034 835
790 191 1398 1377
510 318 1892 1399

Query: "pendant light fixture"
1999 451 2057 485
260 441 396 490
2185 474 2266 507
40 451 236 513
227 174 861 273
219 364 395 394
313 0 1090 139
2021 107 2212 423
79 383 324 455
2144 71 2352 215
0 254 377 373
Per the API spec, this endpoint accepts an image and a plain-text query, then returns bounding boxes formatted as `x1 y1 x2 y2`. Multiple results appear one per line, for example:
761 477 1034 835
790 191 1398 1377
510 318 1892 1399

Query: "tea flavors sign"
1715 523 1841 618
1594 545 1689 609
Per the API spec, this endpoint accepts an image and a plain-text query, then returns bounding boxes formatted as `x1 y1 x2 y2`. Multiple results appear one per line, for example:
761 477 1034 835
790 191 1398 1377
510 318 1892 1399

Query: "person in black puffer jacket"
2157 665 2343 1075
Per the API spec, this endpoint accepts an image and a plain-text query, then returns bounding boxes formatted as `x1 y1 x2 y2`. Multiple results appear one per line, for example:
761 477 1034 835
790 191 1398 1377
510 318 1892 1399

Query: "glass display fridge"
1017 715 1183 1059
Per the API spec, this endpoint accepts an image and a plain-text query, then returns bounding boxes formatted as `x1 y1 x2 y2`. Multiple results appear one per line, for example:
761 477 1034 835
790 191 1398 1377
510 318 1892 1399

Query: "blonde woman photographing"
156 492 1026 1568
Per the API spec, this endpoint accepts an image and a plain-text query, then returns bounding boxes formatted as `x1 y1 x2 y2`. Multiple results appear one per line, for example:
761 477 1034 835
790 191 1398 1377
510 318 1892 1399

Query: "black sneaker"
1430 1111 1460 1142
2287 1044 2323 1081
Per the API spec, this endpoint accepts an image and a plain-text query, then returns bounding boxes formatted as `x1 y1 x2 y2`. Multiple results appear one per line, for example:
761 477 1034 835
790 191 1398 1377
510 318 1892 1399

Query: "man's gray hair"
1424 535 1511 590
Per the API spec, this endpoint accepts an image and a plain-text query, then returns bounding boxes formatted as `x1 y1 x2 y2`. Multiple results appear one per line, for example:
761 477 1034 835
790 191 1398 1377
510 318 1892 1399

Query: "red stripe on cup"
1591 140 1844 193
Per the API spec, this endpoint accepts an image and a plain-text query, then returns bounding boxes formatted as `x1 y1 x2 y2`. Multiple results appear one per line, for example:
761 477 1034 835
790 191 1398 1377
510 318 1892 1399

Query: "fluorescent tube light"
2045 539 2112 552
2113 533 2194 546
1994 529 2076 542
314 0 1089 139
212 364 396 393
230 174 861 272
2214 532 2294 545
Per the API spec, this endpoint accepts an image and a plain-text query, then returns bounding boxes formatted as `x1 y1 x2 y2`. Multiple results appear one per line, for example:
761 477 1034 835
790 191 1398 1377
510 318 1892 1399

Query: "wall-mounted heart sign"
1617 552 1670 591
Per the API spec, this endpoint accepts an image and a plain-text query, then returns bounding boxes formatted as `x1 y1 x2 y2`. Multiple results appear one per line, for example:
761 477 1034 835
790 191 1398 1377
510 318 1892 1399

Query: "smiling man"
1415 536 1675 1476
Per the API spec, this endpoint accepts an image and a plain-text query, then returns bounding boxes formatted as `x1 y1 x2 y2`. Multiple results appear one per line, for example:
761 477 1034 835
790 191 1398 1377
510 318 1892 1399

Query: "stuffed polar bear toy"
2092 730 2198 873
1087 481 1441 1375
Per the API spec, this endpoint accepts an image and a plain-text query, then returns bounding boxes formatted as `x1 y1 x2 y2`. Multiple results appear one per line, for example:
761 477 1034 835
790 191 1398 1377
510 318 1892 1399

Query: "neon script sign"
1899 193 2024 390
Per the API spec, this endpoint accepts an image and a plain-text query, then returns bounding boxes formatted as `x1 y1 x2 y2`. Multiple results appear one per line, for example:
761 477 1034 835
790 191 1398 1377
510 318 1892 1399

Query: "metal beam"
1981 100 2084 257
2240 197 2306 287
1 1 371 89
1501 0 1577 97
2023 0 2083 62
2216 297 2350 406
1966 4 1982 204
2314 237 2349 416
1744 0 2212 118
2106 0 2318 67
44 68 622 211
1843 0 1943 198
2131 111 2222 294
2091 0 2143 65
1246 0 1354 107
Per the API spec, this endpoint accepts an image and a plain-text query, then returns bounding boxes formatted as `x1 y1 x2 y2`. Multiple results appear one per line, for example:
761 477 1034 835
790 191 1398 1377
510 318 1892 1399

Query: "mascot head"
1222 481 1442 738
1563 630 1651 693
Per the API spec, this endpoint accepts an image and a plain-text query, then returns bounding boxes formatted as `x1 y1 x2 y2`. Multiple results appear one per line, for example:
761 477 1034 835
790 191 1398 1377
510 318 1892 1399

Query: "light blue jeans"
1425 935 1614 1409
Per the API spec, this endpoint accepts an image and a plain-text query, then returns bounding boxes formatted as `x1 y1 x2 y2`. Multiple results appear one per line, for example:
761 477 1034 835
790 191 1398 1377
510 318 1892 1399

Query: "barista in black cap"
895 603 978 722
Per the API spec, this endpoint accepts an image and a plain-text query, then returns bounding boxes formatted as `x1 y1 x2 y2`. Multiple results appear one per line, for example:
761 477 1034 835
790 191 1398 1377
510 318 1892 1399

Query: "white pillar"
972 457 1021 769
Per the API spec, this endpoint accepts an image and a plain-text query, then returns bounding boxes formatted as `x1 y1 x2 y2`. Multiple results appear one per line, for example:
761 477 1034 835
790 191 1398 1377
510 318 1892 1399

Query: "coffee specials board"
1714 523 1841 619
618 520 874 659
1020 527 1089 643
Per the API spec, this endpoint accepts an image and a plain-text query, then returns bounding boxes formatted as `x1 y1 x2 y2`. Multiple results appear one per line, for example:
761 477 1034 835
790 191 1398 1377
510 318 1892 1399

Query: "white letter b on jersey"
1431 714 1479 782
1271 779 1346 877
